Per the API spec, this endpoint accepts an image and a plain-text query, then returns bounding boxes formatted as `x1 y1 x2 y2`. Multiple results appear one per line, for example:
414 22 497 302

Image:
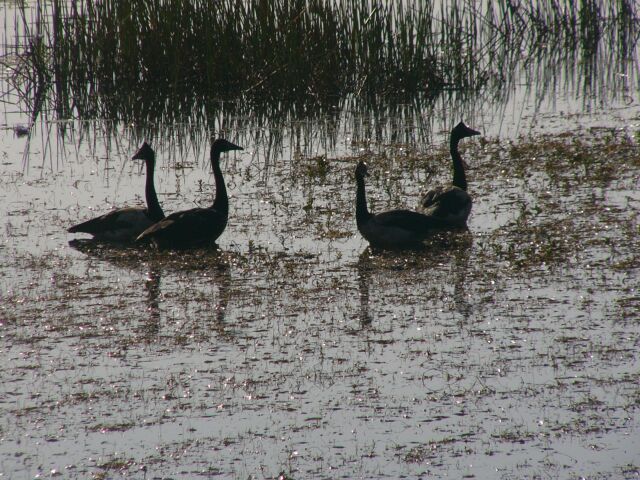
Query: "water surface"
1 1 639 479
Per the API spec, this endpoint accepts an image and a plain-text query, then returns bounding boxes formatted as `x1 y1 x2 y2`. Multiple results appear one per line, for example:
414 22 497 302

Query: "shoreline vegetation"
4 0 639 126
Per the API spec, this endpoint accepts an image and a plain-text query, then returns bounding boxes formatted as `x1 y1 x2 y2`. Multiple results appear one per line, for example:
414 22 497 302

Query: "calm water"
1 2 639 479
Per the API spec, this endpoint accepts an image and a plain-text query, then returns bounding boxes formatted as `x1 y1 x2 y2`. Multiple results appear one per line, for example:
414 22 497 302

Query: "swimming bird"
68 142 165 242
420 121 480 227
136 138 242 249
355 161 448 250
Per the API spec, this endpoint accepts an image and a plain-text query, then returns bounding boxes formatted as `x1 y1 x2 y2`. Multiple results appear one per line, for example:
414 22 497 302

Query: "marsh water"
1 1 639 479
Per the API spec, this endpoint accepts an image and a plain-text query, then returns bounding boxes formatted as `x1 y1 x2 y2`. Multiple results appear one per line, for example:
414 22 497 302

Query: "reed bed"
5 0 639 124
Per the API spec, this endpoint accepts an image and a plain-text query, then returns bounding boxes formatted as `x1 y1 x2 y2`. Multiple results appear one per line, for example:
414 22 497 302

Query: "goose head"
211 138 243 161
452 121 480 141
132 141 155 162
355 161 369 180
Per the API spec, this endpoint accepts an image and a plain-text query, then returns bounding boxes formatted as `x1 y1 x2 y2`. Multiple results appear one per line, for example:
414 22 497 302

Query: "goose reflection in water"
68 241 233 341
140 254 233 341
356 232 473 328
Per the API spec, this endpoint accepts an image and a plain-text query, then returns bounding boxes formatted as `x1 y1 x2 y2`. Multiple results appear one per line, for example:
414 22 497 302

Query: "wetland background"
1 0 639 478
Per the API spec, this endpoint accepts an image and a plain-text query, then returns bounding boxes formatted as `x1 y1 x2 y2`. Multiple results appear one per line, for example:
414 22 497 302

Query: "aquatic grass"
8 0 639 128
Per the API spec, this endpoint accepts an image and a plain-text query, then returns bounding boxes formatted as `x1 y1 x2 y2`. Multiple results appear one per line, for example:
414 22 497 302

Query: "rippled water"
1 2 640 480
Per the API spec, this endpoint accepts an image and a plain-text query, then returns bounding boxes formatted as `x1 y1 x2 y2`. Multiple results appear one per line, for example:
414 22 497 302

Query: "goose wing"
421 186 471 225
136 207 226 246
424 187 470 210
68 207 153 240
374 209 448 235
421 186 448 209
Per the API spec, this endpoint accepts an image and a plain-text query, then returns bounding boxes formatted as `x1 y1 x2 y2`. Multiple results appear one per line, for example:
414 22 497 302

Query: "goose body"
420 121 480 227
136 138 242 249
355 161 447 250
68 142 164 242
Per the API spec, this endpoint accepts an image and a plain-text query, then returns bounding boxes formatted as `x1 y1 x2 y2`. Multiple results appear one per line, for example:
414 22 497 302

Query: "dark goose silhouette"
136 138 242 249
420 121 480 227
68 142 164 242
355 161 447 250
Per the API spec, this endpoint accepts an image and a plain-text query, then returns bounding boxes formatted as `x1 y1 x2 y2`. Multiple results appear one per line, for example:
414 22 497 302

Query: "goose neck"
144 156 164 221
450 136 467 191
211 154 228 213
356 175 371 226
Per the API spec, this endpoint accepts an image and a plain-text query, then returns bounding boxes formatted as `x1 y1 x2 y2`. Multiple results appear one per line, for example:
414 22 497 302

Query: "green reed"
7 0 639 125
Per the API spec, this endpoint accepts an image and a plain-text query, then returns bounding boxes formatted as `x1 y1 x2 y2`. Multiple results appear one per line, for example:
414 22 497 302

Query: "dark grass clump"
29 0 446 122
6 0 640 125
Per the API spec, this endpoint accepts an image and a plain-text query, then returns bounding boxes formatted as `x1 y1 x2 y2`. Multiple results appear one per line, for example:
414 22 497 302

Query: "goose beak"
132 145 148 160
